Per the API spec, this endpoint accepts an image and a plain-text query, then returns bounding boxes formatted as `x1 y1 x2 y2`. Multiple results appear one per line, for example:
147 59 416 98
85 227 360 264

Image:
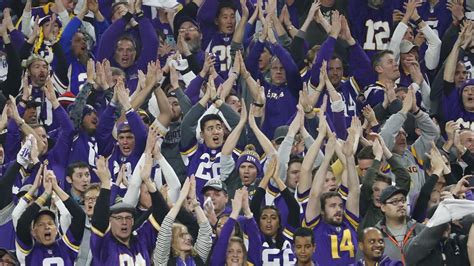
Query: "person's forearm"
420 25 442 71
91 188 110 232
443 41 460 82
157 157 181 203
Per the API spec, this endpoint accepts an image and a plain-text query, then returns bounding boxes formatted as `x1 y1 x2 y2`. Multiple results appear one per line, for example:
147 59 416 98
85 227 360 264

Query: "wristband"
24 193 34 202
20 99 29 105
36 196 46 206
136 11 144 18
304 107 313 114
414 17 423 25
413 108 421 116
253 102 264 108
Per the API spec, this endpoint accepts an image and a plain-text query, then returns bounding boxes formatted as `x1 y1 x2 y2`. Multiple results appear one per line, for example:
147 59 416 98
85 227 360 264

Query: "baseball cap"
201 178 227 194
25 100 42 108
273 125 289 142
34 208 56 225
400 40 417 54
380 186 408 204
110 202 136 216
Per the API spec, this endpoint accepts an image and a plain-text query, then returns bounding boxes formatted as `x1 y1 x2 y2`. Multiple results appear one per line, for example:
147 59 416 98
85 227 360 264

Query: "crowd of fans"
0 0 474 265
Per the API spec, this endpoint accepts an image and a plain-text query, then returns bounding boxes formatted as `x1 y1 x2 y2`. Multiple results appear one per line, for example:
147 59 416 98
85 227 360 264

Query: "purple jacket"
96 15 158 92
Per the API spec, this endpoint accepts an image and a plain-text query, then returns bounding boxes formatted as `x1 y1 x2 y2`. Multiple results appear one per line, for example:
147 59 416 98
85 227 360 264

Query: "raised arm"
153 178 191 265
248 104 276 157
91 156 112 234
341 119 361 217
305 132 336 224
298 98 327 194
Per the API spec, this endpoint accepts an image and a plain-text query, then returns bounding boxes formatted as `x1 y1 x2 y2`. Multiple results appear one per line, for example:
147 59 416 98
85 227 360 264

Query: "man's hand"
86 59 96 84
447 0 465 22
44 78 60 109
401 87 414 114
93 156 111 188
426 142 445 176
409 61 424 85
372 138 383 160
339 16 355 45
329 10 342 38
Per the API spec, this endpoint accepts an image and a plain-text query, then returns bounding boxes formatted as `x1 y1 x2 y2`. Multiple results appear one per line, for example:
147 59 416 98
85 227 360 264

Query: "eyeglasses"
178 27 198 34
84 196 98 202
385 197 406 205
110 215 133 222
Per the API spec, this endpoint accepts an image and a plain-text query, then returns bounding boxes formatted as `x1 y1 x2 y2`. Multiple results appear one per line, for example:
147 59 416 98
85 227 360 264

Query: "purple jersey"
261 231 297 265
348 0 395 58
181 143 239 202
90 217 159 265
16 228 80 266
205 34 232 78
304 211 359 266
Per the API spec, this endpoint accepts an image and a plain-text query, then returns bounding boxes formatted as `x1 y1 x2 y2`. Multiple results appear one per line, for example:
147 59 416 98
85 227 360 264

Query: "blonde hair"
171 223 198 258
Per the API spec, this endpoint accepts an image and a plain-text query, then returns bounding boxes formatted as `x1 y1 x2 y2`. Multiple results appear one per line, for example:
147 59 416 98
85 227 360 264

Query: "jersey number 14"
330 229 355 259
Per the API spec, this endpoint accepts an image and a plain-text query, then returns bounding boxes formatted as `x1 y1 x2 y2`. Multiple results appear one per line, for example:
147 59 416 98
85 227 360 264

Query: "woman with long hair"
250 156 301 265
153 176 213 265
210 188 262 266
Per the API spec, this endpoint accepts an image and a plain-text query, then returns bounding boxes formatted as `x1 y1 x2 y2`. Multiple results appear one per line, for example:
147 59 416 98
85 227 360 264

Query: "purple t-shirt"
90 217 159 265
16 228 81 266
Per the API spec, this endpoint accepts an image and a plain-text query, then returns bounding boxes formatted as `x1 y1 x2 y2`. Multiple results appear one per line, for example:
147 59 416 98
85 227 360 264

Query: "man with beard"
159 86 192 183
357 227 403 266
303 121 360 265
19 55 62 131
173 15 206 77
375 186 425 263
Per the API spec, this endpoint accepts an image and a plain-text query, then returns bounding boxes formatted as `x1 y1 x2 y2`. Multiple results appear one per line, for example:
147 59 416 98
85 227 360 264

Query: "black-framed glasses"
385 197 407 205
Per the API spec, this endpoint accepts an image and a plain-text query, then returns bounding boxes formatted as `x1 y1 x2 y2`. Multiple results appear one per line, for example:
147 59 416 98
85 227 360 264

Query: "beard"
188 38 202 53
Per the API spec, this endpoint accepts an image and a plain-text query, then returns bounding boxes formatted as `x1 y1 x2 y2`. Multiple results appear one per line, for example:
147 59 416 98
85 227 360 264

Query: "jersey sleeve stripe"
410 146 424 167
180 144 198 156
15 241 32 255
302 216 320 229
63 234 81 251
344 212 359 230
349 76 361 93
91 225 108 237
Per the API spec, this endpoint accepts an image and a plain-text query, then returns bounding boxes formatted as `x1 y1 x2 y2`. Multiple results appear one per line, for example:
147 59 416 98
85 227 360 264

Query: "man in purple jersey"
90 156 162 265
16 169 86 266
357 227 402 266
197 0 237 76
362 50 402 120
304 128 360 265
180 81 241 202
